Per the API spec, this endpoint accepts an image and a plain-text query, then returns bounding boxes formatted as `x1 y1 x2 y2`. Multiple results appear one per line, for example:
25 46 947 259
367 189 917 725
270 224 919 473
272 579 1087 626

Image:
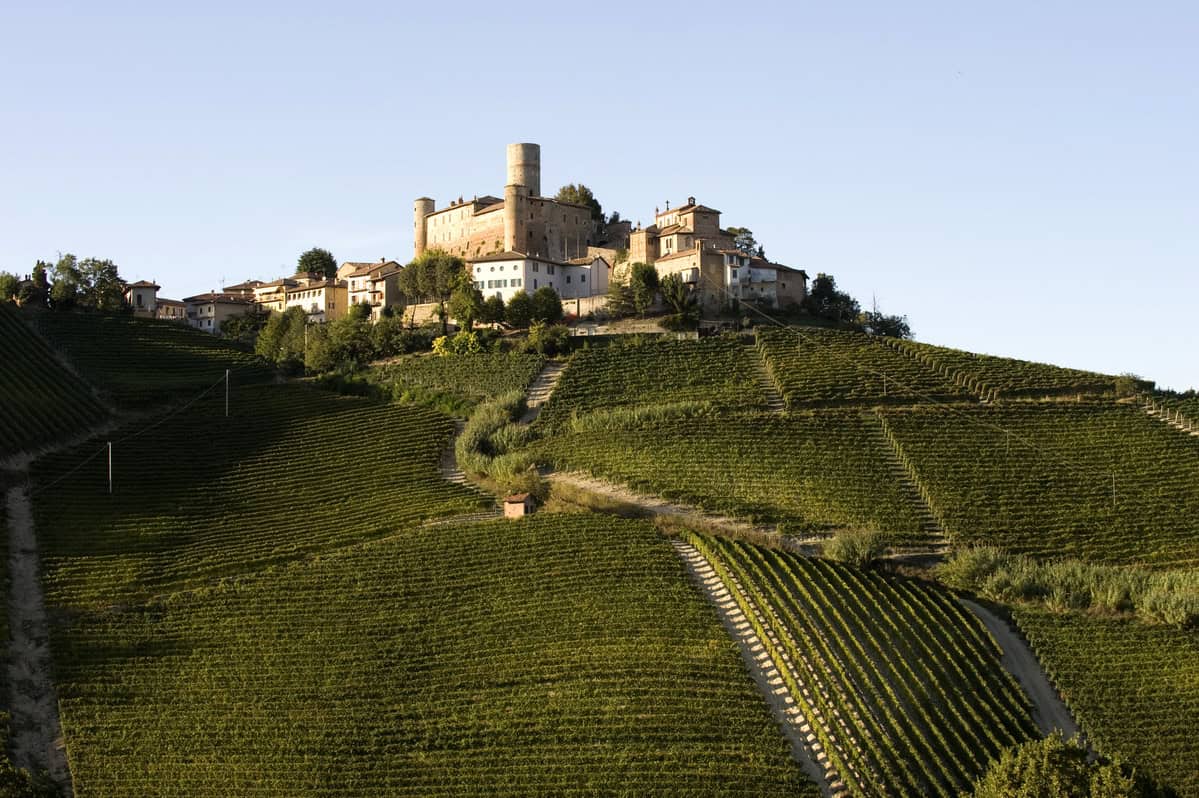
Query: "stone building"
413 144 600 263
183 292 255 334
343 259 405 320
469 252 609 305
283 279 347 323
628 198 807 311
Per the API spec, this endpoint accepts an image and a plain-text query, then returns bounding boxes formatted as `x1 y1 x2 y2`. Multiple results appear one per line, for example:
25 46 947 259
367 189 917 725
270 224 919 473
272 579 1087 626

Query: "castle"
414 143 807 312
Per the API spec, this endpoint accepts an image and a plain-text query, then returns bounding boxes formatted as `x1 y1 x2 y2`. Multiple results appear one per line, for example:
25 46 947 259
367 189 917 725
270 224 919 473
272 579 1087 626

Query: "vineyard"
32 384 487 608
755 327 973 408
0 303 108 456
372 352 544 411
880 403 1199 567
689 533 1037 797
31 311 274 406
1015 608 1199 795
532 410 929 541
51 515 814 796
536 337 765 430
882 337 1119 400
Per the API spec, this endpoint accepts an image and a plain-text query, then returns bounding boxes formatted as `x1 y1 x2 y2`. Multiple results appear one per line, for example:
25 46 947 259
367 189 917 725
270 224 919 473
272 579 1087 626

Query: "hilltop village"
104 143 811 335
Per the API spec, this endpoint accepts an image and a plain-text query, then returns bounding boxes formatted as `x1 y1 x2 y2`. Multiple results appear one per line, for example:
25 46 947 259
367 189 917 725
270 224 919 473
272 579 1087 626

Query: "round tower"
503 184 528 253
506 143 541 198
413 197 434 257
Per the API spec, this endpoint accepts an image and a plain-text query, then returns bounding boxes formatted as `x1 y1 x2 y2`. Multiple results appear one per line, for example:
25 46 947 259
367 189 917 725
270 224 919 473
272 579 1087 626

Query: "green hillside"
33 384 486 607
52 516 814 797
882 337 1120 400
881 403 1199 567
370 351 545 411
1016 608 1199 795
756 326 973 407
690 533 1037 797
534 409 929 541
0 303 108 454
536 337 765 430
31 311 274 407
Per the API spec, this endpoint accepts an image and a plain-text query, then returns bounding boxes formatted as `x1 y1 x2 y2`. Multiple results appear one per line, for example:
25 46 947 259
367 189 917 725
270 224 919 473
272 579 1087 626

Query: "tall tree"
297 247 337 279
629 262 659 316
726 227 759 255
399 249 470 334
0 272 19 302
505 291 533 328
554 184 604 225
660 273 698 328
49 254 81 310
77 258 125 311
803 273 860 323
530 286 563 324
447 283 484 330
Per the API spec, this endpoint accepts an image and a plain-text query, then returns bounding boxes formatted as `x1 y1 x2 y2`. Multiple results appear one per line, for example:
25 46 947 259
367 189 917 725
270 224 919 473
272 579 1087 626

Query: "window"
532 263 539 273
580 275 586 283
490 266 495 272
533 279 538 289
548 265 555 275
512 279 521 288
566 275 572 284
136 294 143 307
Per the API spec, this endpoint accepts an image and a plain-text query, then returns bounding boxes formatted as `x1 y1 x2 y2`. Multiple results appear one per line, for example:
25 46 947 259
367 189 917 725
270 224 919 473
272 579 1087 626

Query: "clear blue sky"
2 1 1195 390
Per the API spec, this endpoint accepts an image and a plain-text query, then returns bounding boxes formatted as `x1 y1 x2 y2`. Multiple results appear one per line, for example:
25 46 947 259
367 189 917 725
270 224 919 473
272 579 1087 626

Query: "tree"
479 294 506 325
523 321 570 356
554 184 604 225
49 254 81 310
726 227 759 255
861 310 912 339
297 247 337 279
606 277 634 318
966 733 1172 798
76 258 125 311
803 272 860 323
399 249 469 334
220 307 270 346
629 262 659 316
505 291 533 328
0 272 19 302
530 286 563 324
255 306 308 372
447 284 484 331
659 273 698 330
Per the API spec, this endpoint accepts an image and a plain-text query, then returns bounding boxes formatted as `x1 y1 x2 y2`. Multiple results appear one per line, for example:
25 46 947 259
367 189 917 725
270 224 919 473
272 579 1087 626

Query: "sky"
2 1 1195 390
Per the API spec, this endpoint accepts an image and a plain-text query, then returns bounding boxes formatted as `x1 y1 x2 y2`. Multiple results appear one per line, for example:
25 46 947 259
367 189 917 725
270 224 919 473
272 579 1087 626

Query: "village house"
468 251 609 305
183 292 255 334
341 259 405 320
283 278 347 323
252 279 299 314
155 297 187 323
628 198 808 311
123 280 160 318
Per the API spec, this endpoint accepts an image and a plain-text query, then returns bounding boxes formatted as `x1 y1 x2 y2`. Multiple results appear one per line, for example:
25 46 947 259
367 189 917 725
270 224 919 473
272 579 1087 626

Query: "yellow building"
283 279 348 323
342 260 404 320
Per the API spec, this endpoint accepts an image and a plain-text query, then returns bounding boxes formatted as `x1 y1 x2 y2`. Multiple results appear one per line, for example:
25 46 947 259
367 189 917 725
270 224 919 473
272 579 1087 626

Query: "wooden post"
225 369 230 418
107 441 112 495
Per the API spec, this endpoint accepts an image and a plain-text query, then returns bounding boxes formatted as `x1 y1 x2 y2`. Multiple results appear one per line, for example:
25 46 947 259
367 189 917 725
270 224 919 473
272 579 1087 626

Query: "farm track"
959 599 1080 739
672 539 844 797
4 484 73 796
519 361 565 424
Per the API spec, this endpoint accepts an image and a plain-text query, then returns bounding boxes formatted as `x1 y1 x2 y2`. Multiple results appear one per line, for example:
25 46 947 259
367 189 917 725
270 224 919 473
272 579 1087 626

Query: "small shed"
503 493 536 519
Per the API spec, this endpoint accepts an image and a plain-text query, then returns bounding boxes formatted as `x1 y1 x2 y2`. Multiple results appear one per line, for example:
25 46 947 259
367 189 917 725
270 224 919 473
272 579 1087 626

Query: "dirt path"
672 539 845 797
959 599 1080 739
518 361 565 424
439 420 469 485
5 484 73 795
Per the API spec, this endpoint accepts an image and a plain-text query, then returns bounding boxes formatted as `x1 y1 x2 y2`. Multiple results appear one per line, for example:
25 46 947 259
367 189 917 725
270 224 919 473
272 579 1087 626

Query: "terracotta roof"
223 280 264 291
182 292 254 304
125 280 160 289
285 279 343 293
656 224 685 236
256 278 299 289
654 250 697 263
656 202 721 218
156 297 185 306
504 493 532 503
344 260 403 279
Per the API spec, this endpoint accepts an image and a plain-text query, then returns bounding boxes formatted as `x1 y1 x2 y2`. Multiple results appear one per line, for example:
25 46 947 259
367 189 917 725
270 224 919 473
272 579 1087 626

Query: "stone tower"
505 143 541 198
413 197 434 257
503 183 528 253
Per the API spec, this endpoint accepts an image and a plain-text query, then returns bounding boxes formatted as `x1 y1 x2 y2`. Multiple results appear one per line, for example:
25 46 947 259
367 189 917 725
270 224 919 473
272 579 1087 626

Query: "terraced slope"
0 303 108 455
52 516 814 797
883 337 1118 400
372 352 544 410
32 311 273 406
533 410 927 540
691 534 1037 797
537 337 764 430
881 404 1199 567
32 384 487 607
756 327 972 408
1015 608 1199 796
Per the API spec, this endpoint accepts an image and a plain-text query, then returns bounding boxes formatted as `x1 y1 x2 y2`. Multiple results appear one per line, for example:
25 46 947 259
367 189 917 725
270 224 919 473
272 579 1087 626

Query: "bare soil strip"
1144 405 1199 437
672 539 844 797
959 598 1080 739
518 361 565 424
5 484 73 795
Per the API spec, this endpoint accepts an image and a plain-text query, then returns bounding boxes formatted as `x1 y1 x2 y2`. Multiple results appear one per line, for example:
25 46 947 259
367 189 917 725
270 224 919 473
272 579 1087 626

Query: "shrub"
822 527 887 569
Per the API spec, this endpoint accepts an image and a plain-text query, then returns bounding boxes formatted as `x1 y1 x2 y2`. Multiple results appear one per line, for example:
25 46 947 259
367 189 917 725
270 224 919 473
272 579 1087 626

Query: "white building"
124 280 160 318
468 252 609 305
